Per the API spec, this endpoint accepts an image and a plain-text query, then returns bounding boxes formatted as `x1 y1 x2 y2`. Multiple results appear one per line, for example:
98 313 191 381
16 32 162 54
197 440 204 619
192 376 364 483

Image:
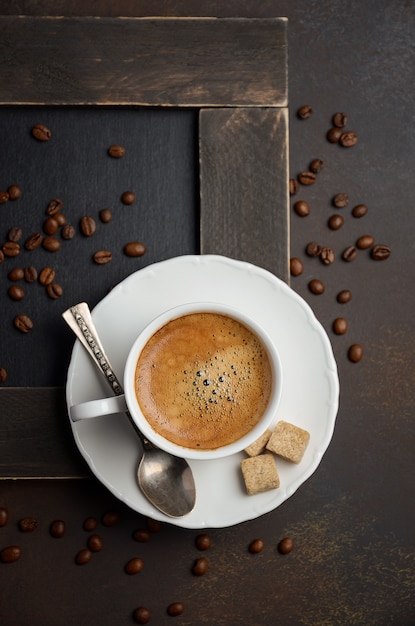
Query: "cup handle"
70 395 127 422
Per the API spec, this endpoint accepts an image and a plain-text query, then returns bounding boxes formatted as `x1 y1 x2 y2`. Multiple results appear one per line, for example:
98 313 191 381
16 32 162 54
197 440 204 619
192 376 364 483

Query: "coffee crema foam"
134 312 273 450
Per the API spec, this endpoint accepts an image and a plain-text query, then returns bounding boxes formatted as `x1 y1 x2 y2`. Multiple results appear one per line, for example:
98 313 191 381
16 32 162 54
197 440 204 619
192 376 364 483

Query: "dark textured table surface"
0 2 414 625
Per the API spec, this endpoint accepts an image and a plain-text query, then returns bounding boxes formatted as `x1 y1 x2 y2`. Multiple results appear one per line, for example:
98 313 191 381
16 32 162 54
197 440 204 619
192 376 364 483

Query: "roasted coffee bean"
340 131 358 147
8 285 25 301
371 244 391 261
297 105 313 119
333 317 348 335
24 266 38 283
0 368 6 383
42 236 61 252
309 158 324 173
50 520 66 538
342 245 358 262
192 557 209 575
0 249 4 263
32 123 52 141
320 247 335 265
121 191 136 205
125 557 144 575
332 112 348 128
278 537 294 554
2 241 20 257
46 282 63 299
0 507 9 526
8 267 24 281
8 227 22 242
333 193 349 208
99 208 113 223
8 185 22 201
124 242 146 257
348 344 363 363
46 198 63 216
352 203 368 218
327 127 343 143
88 534 103 552
298 171 316 185
337 289 352 304
133 607 152 624
80 216 97 237
167 602 184 617
1 545 22 563
61 224 75 240
55 213 67 227
14 314 33 333
328 214 344 230
0 190 9 203
290 257 303 277
133 529 151 543
195 533 211 550
93 250 112 265
356 235 374 249
308 279 325 295
25 233 43 250
19 517 37 532
39 267 56 285
146 518 161 532
289 178 299 195
102 511 120 527
43 217 59 235
306 241 321 257
75 548 92 565
293 200 310 217
108 145 125 158
83 517 98 532
249 539 265 554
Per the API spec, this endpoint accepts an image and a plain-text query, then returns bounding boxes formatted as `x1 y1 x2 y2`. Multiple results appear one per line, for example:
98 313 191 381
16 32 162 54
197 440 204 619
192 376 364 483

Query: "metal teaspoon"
62 302 196 518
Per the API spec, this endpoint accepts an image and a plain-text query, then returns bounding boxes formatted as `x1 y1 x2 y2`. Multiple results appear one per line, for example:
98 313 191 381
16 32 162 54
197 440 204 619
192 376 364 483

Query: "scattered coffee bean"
46 283 63 299
93 250 112 265
337 289 352 304
0 506 9 526
195 533 211 551
19 517 37 532
121 191 136 205
0 190 9 203
0 368 6 383
8 285 25 301
39 267 56 285
101 511 120 527
50 520 66 538
192 557 209 575
88 534 103 552
327 127 343 143
332 112 348 128
289 178 299 195
80 216 97 237
293 200 310 217
8 227 22 242
297 105 313 119
278 537 294 554
125 557 144 575
124 242 146 257
146 518 161 532
352 203 368 218
348 344 363 363
371 244 391 261
108 145 126 158
14 314 33 333
306 241 321 257
167 602 184 617
3 241 20 257
342 245 358 262
99 208 113 223
75 548 93 565
356 235 374 249
249 539 265 554
61 224 75 240
333 317 348 335
1 545 22 563
133 607 152 624
332 193 349 208
46 198 63 216
340 131 358 147
55 213 67 227
328 214 344 230
24 266 38 283
320 247 335 265
32 123 52 141
25 233 43 251
83 517 98 532
8 267 24 281
0 249 4 263
309 158 324 173
133 529 151 543
43 217 59 235
308 279 325 295
42 236 61 252
290 257 303 277
298 171 317 185
8 185 22 200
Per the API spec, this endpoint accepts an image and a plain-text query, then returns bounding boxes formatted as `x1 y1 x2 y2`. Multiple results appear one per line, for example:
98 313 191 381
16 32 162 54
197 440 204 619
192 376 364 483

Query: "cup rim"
124 301 283 460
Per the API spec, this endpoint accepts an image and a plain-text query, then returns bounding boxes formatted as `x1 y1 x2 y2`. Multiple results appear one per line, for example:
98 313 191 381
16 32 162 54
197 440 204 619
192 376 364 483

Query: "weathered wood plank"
199 107 290 281
0 16 287 107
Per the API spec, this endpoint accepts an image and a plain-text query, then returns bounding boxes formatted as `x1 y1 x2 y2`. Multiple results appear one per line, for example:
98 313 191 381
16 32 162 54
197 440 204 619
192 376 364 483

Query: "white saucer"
66 255 339 529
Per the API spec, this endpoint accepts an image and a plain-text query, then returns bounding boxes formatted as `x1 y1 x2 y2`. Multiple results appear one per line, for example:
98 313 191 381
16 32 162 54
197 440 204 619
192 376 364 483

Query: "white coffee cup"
70 302 283 460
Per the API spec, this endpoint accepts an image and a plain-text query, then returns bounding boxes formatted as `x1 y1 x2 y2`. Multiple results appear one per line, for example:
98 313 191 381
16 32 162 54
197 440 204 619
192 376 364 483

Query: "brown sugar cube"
244 429 272 457
266 420 310 464
240 454 280 495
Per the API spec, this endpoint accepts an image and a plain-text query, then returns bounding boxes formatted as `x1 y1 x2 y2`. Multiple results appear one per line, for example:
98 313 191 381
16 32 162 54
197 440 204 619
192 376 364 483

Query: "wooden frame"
0 16 289 477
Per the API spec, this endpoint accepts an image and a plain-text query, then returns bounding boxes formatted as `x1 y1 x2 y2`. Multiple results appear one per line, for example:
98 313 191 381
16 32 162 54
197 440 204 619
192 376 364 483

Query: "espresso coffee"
134 313 273 450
